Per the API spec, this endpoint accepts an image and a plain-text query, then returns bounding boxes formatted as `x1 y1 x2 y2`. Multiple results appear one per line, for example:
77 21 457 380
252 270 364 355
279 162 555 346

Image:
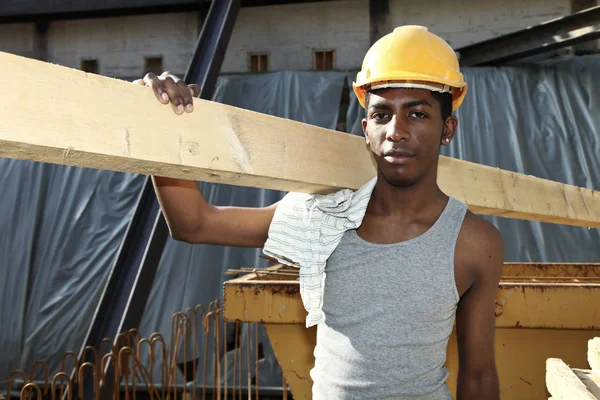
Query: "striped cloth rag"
263 176 377 327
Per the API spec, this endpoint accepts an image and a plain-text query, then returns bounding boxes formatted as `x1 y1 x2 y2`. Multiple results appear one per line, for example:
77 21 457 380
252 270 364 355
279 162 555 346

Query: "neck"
369 170 447 217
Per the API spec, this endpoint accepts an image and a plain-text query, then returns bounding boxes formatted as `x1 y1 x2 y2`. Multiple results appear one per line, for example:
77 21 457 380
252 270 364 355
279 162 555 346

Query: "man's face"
361 88 457 187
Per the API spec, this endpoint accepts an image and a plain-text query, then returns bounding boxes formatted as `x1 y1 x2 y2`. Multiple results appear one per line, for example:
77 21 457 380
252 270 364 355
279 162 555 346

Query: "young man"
136 25 503 400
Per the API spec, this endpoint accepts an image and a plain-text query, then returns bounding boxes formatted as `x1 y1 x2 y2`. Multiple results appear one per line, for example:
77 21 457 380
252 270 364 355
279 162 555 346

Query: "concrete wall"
221 0 370 73
0 23 35 58
388 0 570 48
48 12 200 78
0 0 588 78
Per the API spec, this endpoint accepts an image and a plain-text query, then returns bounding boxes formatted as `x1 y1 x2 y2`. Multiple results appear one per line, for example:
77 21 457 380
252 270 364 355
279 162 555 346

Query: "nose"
385 115 409 142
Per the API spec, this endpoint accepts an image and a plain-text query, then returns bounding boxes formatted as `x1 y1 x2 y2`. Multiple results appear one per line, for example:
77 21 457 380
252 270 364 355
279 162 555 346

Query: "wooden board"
2 51 600 227
573 369 600 399
546 358 597 399
590 338 600 374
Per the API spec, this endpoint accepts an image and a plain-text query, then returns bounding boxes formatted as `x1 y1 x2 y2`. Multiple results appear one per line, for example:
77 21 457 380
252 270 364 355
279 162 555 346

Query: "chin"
379 168 420 188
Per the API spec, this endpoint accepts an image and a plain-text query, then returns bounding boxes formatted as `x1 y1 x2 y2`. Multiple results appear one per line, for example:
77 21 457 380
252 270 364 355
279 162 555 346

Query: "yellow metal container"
223 263 600 399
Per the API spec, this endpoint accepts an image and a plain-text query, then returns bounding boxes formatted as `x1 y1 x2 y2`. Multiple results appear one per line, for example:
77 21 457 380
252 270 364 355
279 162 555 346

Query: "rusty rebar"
116 332 130 353
61 351 79 383
129 348 160 400
202 310 212 400
19 382 41 400
51 372 72 400
29 360 49 395
100 338 114 357
150 333 168 400
137 338 154 380
82 345 99 368
120 347 138 400
166 313 186 400
127 329 141 351
7 369 27 400
78 362 100 400
100 353 113 386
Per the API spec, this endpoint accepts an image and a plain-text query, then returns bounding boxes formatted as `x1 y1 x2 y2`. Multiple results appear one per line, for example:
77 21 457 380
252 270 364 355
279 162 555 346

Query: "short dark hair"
364 89 453 121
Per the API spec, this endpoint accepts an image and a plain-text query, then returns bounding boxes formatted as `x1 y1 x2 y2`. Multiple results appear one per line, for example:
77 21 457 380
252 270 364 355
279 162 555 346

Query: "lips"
382 148 415 165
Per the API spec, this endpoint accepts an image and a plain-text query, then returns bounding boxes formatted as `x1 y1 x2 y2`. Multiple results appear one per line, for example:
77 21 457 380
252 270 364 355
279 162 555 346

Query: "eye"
409 111 428 119
371 112 389 120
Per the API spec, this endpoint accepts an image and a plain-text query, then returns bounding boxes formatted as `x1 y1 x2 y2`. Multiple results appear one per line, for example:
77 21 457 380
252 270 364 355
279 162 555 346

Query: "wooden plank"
546 358 597 399
2 51 600 227
573 369 600 399
590 338 600 374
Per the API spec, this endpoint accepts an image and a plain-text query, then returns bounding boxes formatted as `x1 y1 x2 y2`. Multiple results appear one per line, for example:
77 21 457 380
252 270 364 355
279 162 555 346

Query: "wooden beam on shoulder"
546 358 597 400
1 51 600 227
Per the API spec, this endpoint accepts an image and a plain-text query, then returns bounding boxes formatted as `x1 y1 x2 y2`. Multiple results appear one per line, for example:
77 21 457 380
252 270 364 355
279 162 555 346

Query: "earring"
445 138 450 143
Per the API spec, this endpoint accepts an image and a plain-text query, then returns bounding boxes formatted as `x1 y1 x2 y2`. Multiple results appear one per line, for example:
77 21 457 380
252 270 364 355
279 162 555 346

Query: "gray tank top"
310 196 468 400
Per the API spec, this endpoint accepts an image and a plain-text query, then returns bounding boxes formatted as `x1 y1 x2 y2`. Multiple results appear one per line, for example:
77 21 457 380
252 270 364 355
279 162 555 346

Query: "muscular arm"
455 216 504 400
153 176 278 248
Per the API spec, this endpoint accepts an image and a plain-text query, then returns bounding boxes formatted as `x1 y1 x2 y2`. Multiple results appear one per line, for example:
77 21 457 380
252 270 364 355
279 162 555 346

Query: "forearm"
152 176 214 239
457 370 500 400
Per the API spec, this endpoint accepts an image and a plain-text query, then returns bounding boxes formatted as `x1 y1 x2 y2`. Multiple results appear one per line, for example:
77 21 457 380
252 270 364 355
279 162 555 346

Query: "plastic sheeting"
136 70 348 387
346 55 600 262
0 162 145 385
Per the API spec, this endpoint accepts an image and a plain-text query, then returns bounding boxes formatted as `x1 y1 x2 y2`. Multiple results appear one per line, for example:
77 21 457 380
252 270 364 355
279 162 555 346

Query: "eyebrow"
404 99 432 108
368 102 392 111
368 99 433 111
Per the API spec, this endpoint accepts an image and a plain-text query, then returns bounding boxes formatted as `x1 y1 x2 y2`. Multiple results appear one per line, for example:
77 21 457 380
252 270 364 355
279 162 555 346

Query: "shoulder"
456 209 504 280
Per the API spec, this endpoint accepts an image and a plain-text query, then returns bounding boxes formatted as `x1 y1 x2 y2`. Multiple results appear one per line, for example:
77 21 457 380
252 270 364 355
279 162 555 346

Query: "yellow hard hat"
353 25 467 111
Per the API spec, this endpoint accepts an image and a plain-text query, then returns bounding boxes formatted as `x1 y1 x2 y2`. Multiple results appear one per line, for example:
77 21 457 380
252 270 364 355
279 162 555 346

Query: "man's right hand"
134 72 201 115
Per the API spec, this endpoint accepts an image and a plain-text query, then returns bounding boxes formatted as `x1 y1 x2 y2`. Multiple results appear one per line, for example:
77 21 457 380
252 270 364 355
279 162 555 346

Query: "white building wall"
221 0 370 73
48 12 200 78
0 23 35 58
388 0 570 48
0 0 588 77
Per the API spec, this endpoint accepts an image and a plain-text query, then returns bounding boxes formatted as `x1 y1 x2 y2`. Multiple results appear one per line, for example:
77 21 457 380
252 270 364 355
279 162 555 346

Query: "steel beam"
456 5 600 66
0 0 334 23
75 1 240 399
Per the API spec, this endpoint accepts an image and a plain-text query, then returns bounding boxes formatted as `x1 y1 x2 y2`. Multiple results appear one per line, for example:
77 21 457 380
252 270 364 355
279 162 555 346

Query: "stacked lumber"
546 337 600 399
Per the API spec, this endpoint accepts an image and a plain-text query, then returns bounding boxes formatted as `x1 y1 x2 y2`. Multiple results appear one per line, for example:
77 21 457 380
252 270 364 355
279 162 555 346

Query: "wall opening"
144 56 164 75
249 53 269 73
81 59 98 74
314 50 335 71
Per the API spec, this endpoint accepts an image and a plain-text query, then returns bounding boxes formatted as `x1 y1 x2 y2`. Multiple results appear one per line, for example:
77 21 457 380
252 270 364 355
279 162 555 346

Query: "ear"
362 118 370 146
441 116 458 145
